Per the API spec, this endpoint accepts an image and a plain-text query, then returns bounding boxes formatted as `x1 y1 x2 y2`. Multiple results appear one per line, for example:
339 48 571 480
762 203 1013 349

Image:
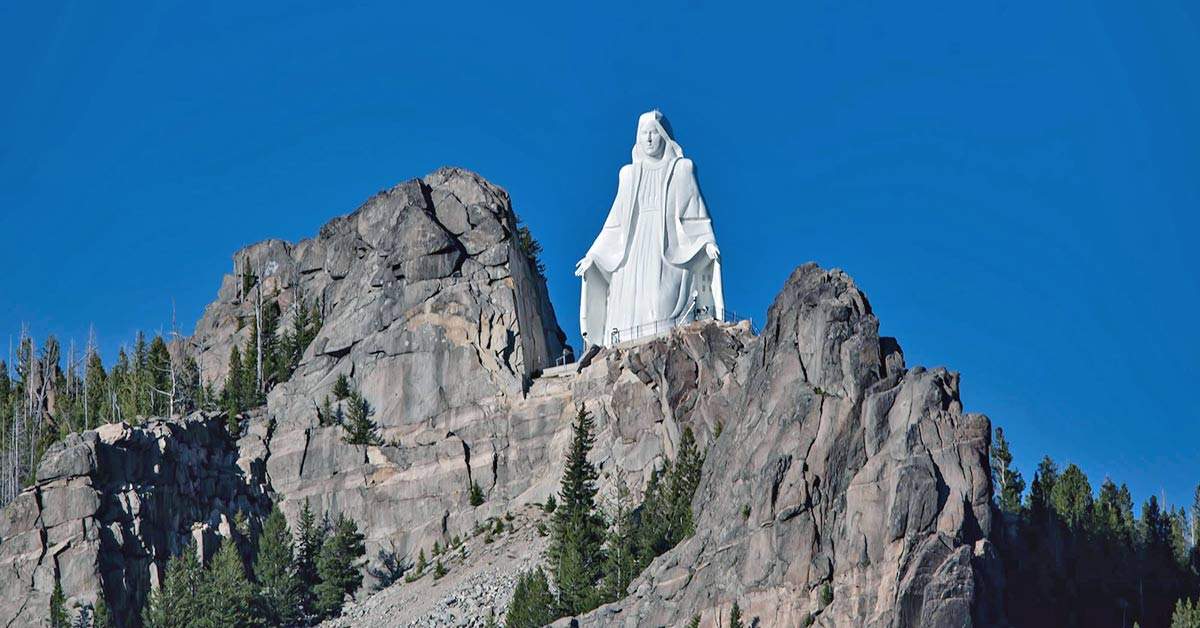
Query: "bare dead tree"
255 264 264 395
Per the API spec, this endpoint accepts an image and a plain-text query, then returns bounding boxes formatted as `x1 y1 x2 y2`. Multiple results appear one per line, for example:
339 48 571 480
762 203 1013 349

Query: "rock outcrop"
0 415 271 624
0 168 1000 627
574 264 1001 627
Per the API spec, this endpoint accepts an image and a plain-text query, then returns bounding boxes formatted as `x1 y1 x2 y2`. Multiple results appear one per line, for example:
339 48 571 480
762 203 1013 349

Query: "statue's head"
632 110 683 163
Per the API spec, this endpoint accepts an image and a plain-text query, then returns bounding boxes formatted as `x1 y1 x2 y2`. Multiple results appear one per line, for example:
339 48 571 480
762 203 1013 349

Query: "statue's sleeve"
586 165 633 274
666 159 716 266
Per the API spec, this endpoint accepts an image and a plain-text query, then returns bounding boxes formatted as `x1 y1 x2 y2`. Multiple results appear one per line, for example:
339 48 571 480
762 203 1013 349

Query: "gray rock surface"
0 168 1000 628
0 414 271 625
570 264 1001 627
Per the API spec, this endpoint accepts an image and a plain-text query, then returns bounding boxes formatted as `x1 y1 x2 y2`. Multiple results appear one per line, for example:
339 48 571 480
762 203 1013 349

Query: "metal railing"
605 307 756 347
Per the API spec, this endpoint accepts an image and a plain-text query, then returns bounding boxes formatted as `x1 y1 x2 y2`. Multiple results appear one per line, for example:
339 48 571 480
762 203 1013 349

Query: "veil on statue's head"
632 110 684 163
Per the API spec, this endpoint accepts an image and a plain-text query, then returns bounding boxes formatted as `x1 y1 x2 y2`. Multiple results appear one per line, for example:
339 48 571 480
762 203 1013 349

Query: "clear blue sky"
2 2 1197 508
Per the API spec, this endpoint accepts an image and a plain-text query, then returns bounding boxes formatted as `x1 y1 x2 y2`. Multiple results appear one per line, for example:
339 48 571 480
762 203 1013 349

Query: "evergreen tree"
112 349 135 423
665 427 704 543
143 543 202 628
729 601 744 628
469 481 485 507
92 593 112 628
49 578 69 628
638 464 667 564
1050 463 1092 530
341 388 382 447
1174 597 1200 628
259 299 283 386
223 345 245 423
1096 478 1133 543
549 406 606 615
83 348 108 426
197 537 255 628
601 482 638 601
147 335 172 416
637 428 705 566
313 514 366 619
332 374 352 400
504 568 556 628
133 332 151 417
1171 507 1192 569
254 505 301 625
515 220 546 277
990 427 1025 514
294 498 326 613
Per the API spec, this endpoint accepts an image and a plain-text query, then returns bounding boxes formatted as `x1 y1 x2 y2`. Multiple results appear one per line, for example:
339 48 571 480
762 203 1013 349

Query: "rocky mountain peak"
0 172 998 628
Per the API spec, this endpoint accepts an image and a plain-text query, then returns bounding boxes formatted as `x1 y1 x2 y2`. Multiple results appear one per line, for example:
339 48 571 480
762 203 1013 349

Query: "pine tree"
147 335 172 416
341 388 382 447
636 428 705 567
260 299 283 386
83 347 108 426
666 427 704 543
112 348 135 422
294 498 325 612
1173 597 1200 628
602 482 638 601
332 374 352 400
469 480 485 506
223 345 245 424
990 427 1026 514
49 578 69 628
92 593 112 628
254 505 301 625
143 543 203 628
729 601 744 628
549 406 606 615
242 320 263 408
197 537 255 628
1170 507 1191 569
504 568 556 628
1050 463 1092 530
637 464 668 564
132 332 151 417
313 514 366 619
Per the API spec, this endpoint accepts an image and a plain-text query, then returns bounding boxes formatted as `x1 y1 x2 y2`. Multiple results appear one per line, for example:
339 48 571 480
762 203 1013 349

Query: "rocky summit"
0 168 1000 627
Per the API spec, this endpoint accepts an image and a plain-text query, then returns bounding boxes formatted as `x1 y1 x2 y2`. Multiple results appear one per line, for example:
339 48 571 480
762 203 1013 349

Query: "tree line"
992 427 1200 627
0 280 323 507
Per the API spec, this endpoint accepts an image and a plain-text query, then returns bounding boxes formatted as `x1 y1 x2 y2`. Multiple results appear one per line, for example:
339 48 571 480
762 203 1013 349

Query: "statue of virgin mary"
575 110 724 348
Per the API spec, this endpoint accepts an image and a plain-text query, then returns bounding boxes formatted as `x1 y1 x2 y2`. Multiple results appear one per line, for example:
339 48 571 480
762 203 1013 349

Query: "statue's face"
639 123 665 159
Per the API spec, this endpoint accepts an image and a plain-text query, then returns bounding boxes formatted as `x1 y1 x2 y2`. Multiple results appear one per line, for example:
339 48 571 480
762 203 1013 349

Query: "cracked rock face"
191 167 565 399
0 169 1000 628
0 415 272 625
572 263 1001 627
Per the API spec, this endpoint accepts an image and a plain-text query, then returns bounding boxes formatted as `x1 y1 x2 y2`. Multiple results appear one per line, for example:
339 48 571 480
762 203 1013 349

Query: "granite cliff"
0 168 1000 627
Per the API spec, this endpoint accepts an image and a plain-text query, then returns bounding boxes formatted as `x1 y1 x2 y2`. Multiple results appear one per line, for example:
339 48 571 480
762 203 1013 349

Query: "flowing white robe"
580 156 724 346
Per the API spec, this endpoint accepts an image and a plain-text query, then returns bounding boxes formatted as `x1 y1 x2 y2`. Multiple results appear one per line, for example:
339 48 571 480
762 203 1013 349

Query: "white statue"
576 110 724 347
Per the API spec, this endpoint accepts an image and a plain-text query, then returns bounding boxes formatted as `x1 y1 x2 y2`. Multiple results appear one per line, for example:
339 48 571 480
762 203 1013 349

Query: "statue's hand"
705 243 721 261
574 256 594 277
